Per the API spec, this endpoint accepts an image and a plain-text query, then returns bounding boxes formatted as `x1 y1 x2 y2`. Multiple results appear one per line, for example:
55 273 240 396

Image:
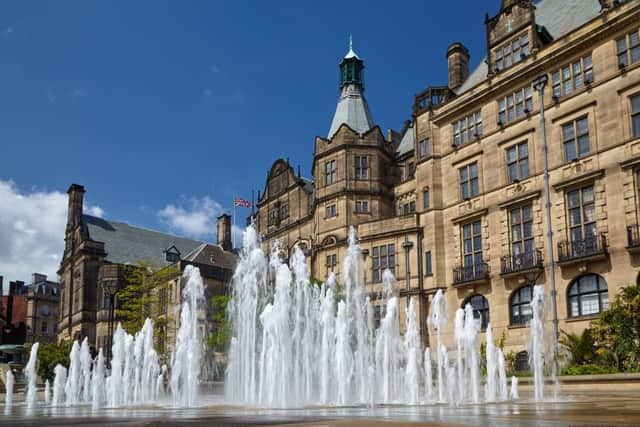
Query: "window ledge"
507 324 528 330
565 314 600 323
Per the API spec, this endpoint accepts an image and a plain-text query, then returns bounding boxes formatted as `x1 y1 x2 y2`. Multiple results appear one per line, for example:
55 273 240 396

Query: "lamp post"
533 74 560 363
100 278 120 365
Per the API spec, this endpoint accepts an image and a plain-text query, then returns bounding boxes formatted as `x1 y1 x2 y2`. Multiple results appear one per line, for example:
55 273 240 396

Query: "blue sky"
0 1 497 282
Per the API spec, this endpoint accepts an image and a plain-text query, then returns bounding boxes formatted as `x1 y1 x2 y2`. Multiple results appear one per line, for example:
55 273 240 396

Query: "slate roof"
328 83 375 139
395 123 415 157
455 0 601 94
182 243 237 270
83 214 204 268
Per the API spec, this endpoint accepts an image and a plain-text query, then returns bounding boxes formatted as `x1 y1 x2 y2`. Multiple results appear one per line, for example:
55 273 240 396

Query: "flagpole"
232 194 236 250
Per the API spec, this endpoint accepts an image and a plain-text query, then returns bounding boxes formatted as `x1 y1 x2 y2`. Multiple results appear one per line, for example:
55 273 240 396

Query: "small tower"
66 184 85 230
328 36 375 138
217 214 232 251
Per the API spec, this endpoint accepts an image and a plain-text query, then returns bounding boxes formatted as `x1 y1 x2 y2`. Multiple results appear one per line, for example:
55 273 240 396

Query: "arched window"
568 274 609 317
510 284 533 325
463 294 490 330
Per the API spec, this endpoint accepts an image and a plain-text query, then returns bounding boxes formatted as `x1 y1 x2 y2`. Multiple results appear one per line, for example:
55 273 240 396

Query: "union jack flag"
234 197 252 208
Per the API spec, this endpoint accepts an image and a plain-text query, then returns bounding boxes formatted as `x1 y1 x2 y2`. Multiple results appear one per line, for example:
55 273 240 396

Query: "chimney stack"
217 214 232 251
67 184 86 230
447 42 470 92
32 273 47 285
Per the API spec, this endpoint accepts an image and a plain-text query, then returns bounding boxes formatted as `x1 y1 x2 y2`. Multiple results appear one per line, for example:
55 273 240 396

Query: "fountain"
24 342 39 410
530 284 546 401
170 265 205 407
4 369 14 408
51 364 67 406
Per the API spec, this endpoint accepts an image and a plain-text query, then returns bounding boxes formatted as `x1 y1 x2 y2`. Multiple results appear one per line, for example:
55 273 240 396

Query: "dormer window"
495 34 529 72
165 246 180 263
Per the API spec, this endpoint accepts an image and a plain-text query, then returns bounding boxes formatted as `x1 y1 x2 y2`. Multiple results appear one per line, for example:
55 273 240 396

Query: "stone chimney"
67 184 86 230
217 214 232 251
447 42 470 92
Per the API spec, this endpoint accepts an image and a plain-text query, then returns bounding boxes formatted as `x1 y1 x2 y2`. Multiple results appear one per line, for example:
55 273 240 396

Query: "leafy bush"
560 364 618 376
559 329 596 365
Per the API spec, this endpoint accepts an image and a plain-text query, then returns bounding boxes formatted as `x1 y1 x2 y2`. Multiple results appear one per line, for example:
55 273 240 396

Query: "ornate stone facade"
255 0 640 352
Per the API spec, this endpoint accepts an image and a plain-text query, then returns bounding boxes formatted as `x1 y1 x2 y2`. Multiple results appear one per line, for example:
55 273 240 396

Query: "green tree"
30 341 72 383
116 262 179 334
208 295 230 352
590 284 640 371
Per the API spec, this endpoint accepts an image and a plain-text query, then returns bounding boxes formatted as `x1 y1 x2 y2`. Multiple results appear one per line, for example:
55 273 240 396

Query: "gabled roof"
328 84 375 139
456 0 601 95
182 243 237 270
83 215 204 268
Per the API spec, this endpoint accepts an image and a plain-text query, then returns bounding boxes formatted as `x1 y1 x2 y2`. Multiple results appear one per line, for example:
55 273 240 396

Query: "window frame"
567 274 609 318
424 251 433 276
495 33 530 72
632 93 640 139
325 204 337 218
510 284 534 326
325 160 337 185
423 189 430 209
461 220 483 269
506 142 530 183
509 204 534 259
453 111 482 147
459 162 479 200
354 155 369 180
566 185 596 244
617 28 640 68
562 116 590 162
498 87 533 124
355 200 369 213
551 55 593 99
372 244 396 283
419 138 431 158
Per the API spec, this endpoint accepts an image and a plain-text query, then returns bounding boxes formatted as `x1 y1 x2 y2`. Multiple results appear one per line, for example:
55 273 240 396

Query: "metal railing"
453 262 490 285
500 250 543 275
557 234 607 262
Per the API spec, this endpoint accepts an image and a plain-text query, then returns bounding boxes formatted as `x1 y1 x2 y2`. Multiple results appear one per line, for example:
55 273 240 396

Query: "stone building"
254 0 640 352
57 184 236 354
23 274 60 344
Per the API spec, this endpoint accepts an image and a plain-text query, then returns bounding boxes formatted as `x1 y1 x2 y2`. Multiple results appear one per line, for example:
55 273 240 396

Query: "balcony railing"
500 250 543 276
628 224 640 249
557 234 608 263
453 262 490 285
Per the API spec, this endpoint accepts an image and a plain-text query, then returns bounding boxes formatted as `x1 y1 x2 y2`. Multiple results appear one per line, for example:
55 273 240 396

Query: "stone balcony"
452 262 490 287
500 249 544 278
627 224 640 254
557 234 608 266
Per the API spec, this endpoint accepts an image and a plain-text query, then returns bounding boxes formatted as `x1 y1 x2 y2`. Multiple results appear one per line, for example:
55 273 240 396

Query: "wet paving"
1 390 640 426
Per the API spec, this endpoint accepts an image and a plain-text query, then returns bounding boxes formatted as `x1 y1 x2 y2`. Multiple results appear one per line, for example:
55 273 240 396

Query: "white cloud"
158 196 224 238
85 205 104 218
0 180 101 288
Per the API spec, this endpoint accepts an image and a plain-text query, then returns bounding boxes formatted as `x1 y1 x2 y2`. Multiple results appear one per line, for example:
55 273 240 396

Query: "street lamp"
533 74 560 364
100 278 120 365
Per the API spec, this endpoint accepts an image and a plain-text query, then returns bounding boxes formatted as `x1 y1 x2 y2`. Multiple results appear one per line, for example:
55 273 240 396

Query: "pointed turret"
327 36 375 139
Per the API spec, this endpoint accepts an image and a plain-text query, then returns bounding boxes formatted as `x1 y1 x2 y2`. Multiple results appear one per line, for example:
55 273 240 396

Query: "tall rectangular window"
372 244 395 283
355 200 369 213
498 86 533 124
280 203 289 219
632 94 640 139
462 220 483 269
354 156 369 180
424 251 433 276
423 189 430 209
567 186 596 243
325 160 337 185
563 117 590 162
551 55 593 98
326 254 337 269
325 204 337 218
460 162 479 200
419 138 431 158
453 111 482 146
617 28 640 68
510 204 534 258
506 142 529 183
